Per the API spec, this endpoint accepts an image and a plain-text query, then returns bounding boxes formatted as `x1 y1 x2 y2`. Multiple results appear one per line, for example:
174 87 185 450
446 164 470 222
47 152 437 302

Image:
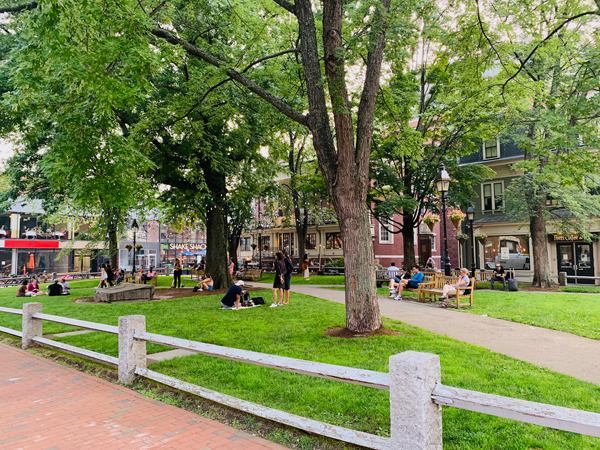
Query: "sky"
0 139 14 168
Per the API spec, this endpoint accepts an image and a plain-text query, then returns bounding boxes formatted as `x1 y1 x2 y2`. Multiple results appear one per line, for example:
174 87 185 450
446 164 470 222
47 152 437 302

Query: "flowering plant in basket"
448 210 466 229
423 214 440 232
455 233 469 243
476 234 487 241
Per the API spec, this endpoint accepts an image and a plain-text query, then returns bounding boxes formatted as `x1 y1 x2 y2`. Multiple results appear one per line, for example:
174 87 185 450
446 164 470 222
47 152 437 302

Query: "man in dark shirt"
47 281 63 296
221 280 244 310
491 263 506 290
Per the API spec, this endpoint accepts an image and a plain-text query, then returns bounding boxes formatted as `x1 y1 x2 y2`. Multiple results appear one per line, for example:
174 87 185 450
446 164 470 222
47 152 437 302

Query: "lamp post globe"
131 218 139 277
436 163 452 276
466 203 476 278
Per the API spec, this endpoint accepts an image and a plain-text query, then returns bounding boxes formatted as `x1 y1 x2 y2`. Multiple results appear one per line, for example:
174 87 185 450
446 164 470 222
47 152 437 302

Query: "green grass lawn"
258 274 346 285
1 285 599 448
560 286 600 294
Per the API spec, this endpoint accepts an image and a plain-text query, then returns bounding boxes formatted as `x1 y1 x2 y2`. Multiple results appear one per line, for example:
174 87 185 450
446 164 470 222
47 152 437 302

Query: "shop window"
482 182 504 211
326 232 342 249
305 233 316 250
260 236 270 250
483 138 500 160
379 217 393 244
482 235 530 270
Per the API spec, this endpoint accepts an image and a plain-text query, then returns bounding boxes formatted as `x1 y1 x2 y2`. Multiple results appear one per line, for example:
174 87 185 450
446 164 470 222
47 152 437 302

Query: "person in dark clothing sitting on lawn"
491 263 506 290
47 280 63 296
220 280 245 310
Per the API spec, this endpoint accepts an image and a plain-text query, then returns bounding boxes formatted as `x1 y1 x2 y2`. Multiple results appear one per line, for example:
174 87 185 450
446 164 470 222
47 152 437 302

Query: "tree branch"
0 1 37 13
240 48 300 73
150 0 168 17
150 27 308 127
271 0 295 15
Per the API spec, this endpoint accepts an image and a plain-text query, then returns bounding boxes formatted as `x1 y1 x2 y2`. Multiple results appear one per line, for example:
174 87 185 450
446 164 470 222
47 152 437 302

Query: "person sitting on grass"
28 278 40 294
439 268 471 306
200 274 213 291
47 280 63 296
138 267 156 284
220 280 245 310
59 278 70 295
394 265 424 301
16 279 28 297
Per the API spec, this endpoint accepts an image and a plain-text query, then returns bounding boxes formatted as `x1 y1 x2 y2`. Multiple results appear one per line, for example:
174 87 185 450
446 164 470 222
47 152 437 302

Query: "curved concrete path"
251 282 600 386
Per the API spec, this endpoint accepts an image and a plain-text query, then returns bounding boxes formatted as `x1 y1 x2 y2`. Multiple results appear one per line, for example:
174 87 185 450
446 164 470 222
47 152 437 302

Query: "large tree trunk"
530 199 553 287
402 211 416 268
336 198 382 332
206 205 230 289
108 221 119 269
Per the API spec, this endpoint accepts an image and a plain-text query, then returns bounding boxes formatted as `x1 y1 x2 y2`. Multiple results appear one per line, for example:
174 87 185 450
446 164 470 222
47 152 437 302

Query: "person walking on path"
106 263 115 287
303 253 310 281
282 250 294 305
271 252 286 307
171 257 184 289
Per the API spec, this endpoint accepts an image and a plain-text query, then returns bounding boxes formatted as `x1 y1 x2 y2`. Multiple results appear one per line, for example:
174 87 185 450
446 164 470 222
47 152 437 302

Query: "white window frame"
379 217 393 244
481 180 505 212
482 138 500 160
431 234 436 251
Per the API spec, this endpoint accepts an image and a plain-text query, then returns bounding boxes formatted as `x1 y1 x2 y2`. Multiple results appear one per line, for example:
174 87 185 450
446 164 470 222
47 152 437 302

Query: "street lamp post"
467 203 476 278
131 219 139 277
436 163 452 276
257 224 263 271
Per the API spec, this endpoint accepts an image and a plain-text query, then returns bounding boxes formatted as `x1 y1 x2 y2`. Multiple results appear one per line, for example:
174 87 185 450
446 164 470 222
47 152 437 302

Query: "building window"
483 138 499 160
260 236 270 250
482 182 504 211
431 234 436 251
305 233 316 250
482 235 530 270
379 217 393 244
240 237 251 252
326 232 342 249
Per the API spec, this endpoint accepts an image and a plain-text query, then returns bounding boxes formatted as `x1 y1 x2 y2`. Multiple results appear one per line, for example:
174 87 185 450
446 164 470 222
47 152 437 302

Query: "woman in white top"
440 268 470 301
97 263 108 289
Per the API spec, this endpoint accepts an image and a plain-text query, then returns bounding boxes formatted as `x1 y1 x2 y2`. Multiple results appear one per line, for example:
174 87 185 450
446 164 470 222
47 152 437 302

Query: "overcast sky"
0 139 14 168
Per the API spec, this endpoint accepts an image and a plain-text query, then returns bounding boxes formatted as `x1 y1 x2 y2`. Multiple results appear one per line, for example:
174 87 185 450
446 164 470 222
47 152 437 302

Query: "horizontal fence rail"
2 304 600 449
136 366 390 450
432 384 600 438
32 336 118 367
134 331 390 390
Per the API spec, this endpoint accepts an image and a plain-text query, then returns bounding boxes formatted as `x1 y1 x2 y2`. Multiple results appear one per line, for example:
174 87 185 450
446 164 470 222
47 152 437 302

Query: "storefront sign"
0 240 59 249
168 243 207 250
552 233 585 242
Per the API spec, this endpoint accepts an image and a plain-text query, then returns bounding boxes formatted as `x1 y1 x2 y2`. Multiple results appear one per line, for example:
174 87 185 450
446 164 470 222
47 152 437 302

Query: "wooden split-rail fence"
1 304 599 449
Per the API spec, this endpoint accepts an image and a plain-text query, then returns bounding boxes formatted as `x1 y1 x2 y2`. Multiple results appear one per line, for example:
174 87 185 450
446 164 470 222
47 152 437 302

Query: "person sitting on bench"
440 268 470 304
394 265 424 300
220 280 245 310
138 267 156 284
490 263 506 290
389 267 410 297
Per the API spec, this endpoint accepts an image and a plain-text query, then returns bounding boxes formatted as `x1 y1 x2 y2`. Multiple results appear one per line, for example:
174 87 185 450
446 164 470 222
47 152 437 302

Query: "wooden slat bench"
418 275 476 308
190 269 205 280
239 269 262 281
404 273 436 295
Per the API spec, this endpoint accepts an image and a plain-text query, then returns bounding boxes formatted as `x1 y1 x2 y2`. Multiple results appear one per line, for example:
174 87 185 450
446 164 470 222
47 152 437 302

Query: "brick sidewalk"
0 343 288 450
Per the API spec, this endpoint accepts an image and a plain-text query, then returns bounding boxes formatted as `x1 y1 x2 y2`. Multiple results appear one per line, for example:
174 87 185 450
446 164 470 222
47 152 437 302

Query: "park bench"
417 275 476 308
376 270 437 289
239 268 262 281
190 269 205 280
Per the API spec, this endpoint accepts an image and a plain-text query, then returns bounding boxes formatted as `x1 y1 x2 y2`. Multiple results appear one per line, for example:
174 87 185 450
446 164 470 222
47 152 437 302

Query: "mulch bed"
75 285 266 303
324 326 402 338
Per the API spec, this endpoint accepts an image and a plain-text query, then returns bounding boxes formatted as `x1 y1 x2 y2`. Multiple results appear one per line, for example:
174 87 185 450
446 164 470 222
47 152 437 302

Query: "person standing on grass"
271 252 286 307
303 253 310 281
282 250 294 305
171 257 184 289
229 258 235 278
97 263 108 289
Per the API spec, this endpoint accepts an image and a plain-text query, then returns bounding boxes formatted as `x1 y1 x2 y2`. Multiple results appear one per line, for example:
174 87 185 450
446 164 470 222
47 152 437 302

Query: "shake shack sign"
168 243 207 250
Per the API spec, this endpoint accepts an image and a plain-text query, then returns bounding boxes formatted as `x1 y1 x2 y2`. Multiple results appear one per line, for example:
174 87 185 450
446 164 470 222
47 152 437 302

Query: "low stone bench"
94 283 155 302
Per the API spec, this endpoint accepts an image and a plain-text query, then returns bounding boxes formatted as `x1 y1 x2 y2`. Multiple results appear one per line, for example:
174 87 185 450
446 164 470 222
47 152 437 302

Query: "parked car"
485 253 530 270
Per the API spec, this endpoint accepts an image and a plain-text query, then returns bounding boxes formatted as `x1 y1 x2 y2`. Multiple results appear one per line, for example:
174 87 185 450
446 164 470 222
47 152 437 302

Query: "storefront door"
419 236 432 264
557 243 594 284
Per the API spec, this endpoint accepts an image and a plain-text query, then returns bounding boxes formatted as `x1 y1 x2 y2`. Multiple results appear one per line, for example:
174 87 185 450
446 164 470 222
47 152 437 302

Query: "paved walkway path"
251 282 600 386
0 343 287 450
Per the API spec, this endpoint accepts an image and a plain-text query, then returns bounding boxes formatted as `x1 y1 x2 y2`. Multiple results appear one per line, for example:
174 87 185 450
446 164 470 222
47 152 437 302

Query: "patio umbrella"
194 251 206 255
29 253 35 269
181 251 194 256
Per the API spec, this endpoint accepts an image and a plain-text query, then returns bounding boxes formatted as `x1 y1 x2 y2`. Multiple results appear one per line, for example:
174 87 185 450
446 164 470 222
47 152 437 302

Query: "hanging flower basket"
135 244 143 251
455 233 469 245
423 214 440 232
476 235 487 242
449 210 466 230
125 244 133 252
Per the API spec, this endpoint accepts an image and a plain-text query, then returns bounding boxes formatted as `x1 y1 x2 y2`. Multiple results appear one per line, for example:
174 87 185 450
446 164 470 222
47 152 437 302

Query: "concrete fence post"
389 351 443 450
118 315 146 384
558 272 567 286
51 272 57 282
22 302 43 350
